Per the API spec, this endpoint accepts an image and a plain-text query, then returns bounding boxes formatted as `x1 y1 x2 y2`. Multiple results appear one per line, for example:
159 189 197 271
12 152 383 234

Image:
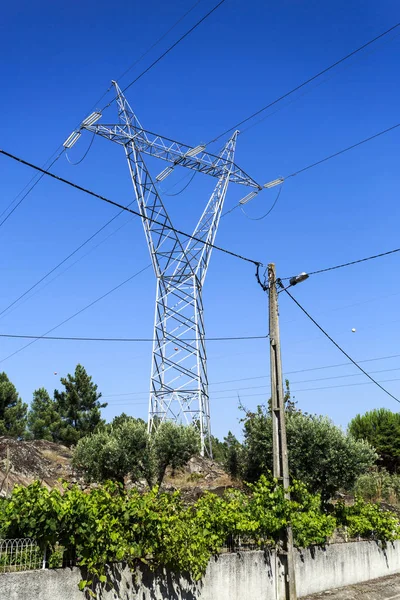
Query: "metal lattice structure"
67 82 260 455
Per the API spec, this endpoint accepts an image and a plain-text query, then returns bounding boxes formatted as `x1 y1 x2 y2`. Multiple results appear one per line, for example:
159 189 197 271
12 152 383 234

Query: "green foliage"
349 409 400 473
209 435 226 464
0 372 27 438
242 405 377 502
152 422 199 486
354 468 400 505
0 475 347 590
335 497 400 541
27 388 61 441
222 431 243 479
73 420 199 488
72 419 151 485
53 364 107 446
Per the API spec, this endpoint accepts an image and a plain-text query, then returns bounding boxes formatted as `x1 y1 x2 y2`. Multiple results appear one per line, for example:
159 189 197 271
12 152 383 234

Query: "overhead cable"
282 286 400 404
0 150 64 228
102 0 226 110
0 265 152 365
285 122 400 179
0 333 267 343
0 0 208 228
0 149 263 267
283 247 400 281
209 22 400 143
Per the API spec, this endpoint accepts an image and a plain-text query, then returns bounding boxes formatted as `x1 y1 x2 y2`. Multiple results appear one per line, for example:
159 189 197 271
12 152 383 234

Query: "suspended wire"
0 0 207 228
285 122 400 180
0 150 64 229
66 131 96 166
99 375 400 406
0 265 152 365
282 247 400 282
102 0 227 111
0 149 263 267
160 171 197 196
104 369 400 400
117 0 204 82
240 29 400 137
208 21 400 143
0 333 267 343
0 198 139 321
1 217 139 322
240 184 283 221
282 286 400 404
223 120 400 220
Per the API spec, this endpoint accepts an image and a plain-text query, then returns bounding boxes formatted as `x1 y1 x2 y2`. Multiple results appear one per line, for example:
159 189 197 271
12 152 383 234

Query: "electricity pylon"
65 81 261 456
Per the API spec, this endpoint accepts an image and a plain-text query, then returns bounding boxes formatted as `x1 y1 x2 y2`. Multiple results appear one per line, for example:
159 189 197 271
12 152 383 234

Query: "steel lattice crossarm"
64 97 261 191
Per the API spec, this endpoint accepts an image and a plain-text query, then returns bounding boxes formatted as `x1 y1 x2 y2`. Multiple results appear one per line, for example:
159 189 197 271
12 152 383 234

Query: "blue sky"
0 0 399 440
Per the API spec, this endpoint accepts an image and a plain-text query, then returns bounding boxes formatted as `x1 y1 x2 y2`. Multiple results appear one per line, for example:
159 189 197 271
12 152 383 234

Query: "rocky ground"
0 436 73 496
0 437 235 497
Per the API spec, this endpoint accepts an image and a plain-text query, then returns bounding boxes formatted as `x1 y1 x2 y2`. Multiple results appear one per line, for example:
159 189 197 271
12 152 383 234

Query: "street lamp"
289 272 309 287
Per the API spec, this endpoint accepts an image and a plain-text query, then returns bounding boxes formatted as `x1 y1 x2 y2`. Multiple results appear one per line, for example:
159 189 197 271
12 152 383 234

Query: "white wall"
0 541 399 600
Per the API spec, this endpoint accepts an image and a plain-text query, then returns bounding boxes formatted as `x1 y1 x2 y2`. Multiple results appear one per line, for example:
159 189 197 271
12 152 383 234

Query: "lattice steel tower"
66 82 261 455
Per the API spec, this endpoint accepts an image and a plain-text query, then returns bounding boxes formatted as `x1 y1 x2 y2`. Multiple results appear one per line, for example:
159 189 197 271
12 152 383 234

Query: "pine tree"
54 364 107 447
27 388 61 441
0 372 27 438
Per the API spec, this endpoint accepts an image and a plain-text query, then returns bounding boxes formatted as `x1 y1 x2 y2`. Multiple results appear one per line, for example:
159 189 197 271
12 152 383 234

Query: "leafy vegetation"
0 476 397 592
53 364 107 446
354 468 400 504
27 388 61 442
349 408 400 473
241 405 377 502
72 420 199 487
0 372 27 438
335 496 400 541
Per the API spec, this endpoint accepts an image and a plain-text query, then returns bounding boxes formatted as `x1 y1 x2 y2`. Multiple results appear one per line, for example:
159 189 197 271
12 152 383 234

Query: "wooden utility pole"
268 263 297 600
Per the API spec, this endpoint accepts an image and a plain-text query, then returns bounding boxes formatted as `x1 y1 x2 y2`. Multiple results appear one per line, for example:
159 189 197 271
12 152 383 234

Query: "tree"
27 388 61 441
73 419 151 485
349 408 400 473
54 364 107 446
152 422 200 486
223 431 243 479
73 420 199 488
0 372 27 438
242 405 377 502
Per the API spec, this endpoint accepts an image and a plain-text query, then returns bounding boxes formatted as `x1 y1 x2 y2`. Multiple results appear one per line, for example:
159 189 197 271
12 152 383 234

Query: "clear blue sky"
1 0 399 440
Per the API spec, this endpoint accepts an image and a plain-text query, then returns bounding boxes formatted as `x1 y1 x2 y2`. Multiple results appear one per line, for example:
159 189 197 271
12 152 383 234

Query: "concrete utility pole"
268 263 297 600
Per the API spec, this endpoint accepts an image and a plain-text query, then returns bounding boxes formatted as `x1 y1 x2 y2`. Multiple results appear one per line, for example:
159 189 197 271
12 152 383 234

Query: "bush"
335 497 400 541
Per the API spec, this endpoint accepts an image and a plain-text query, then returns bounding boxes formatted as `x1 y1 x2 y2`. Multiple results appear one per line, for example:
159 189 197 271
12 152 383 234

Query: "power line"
0 332 267 343
282 286 400 404
0 150 64 228
0 265 152 365
0 0 209 231
101 376 400 407
102 361 400 399
102 0 227 111
0 216 139 322
0 202 138 320
100 354 400 398
0 149 262 267
209 22 400 143
283 247 400 281
223 121 400 220
286 122 400 179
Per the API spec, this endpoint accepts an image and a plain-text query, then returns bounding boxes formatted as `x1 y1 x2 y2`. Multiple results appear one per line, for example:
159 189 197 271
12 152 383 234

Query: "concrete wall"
0 541 399 600
295 541 400 597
